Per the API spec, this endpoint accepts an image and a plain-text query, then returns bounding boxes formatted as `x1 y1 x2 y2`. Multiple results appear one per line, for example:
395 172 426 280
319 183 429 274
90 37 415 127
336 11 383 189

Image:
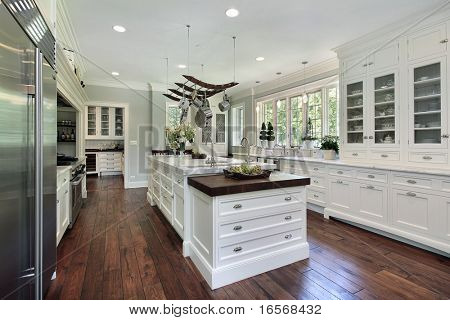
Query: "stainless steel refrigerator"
0 0 57 299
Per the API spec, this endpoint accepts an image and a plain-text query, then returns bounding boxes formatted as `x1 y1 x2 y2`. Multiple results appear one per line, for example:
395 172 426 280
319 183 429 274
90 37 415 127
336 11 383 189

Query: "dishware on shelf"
383 135 393 143
384 93 394 101
418 76 429 81
354 98 363 106
422 138 438 143
428 121 440 128
386 79 394 87
378 111 386 117
354 125 363 131
351 89 362 95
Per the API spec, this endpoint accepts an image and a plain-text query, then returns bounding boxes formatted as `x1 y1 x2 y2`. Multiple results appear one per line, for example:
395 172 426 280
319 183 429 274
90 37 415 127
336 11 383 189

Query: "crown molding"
230 57 339 101
56 0 87 76
333 2 450 57
83 79 154 92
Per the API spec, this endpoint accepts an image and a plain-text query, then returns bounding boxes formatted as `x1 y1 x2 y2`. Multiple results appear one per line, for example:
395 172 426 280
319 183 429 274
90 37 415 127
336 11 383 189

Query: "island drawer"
173 173 184 187
310 175 327 188
356 170 388 183
328 166 354 178
392 174 433 190
218 210 304 240
305 164 327 175
160 189 173 210
160 174 172 194
218 189 305 218
218 228 303 266
307 189 326 206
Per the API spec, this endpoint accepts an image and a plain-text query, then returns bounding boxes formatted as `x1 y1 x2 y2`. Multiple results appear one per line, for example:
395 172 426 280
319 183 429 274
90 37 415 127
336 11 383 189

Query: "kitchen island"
187 172 310 289
147 156 276 255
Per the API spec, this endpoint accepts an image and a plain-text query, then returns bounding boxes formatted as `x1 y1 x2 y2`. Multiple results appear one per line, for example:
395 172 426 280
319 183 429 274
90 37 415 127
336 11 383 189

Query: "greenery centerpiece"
320 135 339 160
267 122 275 149
302 117 317 149
165 123 196 155
259 122 267 148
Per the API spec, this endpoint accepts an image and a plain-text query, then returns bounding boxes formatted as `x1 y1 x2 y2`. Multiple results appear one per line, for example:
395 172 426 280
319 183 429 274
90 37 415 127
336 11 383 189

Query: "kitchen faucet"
205 136 217 167
240 137 252 164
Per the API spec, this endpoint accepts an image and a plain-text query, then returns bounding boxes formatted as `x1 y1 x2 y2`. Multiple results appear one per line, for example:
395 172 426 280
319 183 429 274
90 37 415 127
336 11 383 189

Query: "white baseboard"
190 242 310 290
126 180 148 189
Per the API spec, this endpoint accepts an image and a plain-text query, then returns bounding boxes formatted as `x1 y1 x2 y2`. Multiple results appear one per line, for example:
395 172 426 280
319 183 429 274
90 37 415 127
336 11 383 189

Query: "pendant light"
301 61 308 104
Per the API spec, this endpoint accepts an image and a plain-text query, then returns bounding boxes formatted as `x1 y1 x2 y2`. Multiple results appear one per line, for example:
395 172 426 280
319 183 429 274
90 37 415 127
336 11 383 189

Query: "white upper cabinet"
344 78 366 146
407 24 447 61
408 57 448 149
370 42 400 72
85 106 125 140
342 55 368 78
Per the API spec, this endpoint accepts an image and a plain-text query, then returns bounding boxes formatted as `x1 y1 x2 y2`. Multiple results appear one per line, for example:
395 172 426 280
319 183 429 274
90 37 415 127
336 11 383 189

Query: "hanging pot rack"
163 75 239 102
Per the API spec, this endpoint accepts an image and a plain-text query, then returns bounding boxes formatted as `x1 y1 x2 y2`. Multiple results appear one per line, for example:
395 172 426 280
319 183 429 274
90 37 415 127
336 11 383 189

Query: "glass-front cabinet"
86 106 125 140
345 80 365 145
372 72 398 146
409 58 447 148
87 106 97 137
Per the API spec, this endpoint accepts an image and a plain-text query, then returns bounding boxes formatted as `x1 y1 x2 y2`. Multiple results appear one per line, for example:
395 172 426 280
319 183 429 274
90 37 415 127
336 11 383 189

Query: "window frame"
231 104 245 147
255 78 338 147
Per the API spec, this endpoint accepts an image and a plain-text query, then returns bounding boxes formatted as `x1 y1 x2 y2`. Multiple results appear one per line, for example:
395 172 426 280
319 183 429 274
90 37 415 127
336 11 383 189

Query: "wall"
151 91 168 150
85 85 152 188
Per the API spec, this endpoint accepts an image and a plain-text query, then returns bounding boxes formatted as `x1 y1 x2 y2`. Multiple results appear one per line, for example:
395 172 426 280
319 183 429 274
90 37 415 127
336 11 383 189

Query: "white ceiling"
64 0 445 93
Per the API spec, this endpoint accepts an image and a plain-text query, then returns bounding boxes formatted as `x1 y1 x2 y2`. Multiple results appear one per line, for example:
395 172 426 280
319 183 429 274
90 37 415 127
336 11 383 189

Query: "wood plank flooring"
45 176 450 300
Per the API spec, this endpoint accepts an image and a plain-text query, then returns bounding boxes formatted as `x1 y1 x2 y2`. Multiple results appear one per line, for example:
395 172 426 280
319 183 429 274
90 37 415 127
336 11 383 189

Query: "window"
276 99 287 145
231 106 244 146
262 101 273 125
327 87 339 136
166 104 181 128
307 91 323 140
290 96 303 146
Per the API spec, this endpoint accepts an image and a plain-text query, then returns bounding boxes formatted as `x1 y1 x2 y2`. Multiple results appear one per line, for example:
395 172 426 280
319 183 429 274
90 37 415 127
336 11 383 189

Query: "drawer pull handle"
313 194 319 198
313 168 319 171
284 215 292 220
337 171 343 174
406 192 416 197
381 154 389 158
423 156 432 160
366 185 375 190
285 196 292 201
367 175 375 179
352 153 359 156
233 204 242 209
407 180 417 184
56 200 59 204
313 180 319 184
233 247 242 253
337 180 343 184
65 190 69 194
177 179 182 183
284 234 293 240
233 225 243 231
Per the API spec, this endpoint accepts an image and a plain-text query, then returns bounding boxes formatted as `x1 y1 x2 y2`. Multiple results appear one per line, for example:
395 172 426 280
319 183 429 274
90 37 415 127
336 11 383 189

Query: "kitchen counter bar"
188 172 310 197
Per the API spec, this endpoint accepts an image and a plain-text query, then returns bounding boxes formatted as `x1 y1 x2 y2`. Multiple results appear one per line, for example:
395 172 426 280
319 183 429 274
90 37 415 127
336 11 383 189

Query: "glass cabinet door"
346 80 365 144
87 106 97 137
373 73 396 145
114 108 123 137
100 107 110 137
412 62 444 146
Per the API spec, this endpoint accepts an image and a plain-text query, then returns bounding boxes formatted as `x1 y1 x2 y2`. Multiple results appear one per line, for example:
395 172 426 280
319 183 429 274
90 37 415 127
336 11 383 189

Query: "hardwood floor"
46 176 450 300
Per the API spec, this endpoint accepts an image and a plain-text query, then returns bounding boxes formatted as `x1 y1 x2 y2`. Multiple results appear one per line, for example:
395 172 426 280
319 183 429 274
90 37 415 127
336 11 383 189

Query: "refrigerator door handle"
34 48 43 300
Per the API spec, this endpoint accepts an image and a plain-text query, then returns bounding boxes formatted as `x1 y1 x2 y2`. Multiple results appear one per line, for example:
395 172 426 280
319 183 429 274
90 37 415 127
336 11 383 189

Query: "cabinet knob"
381 154 389 158
441 134 449 138
284 234 293 240
337 180 343 184
313 194 319 198
177 179 182 183
337 171 343 174
369 136 374 140
366 185 375 190
367 175 375 179
233 246 242 253
65 190 69 194
56 200 59 204
367 62 374 66
313 167 319 171
422 156 432 160
285 196 292 201
233 204 242 209
352 153 359 156
285 215 292 220
363 136 368 140
440 39 448 44
407 180 417 184
406 192 417 197
313 180 319 184
233 225 243 231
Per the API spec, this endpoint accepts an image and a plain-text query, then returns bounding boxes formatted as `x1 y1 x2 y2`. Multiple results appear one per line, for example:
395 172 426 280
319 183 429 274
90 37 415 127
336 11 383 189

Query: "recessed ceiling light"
276 72 282 75
113 25 126 33
111 72 120 76
178 64 187 69
225 8 239 18
255 57 265 62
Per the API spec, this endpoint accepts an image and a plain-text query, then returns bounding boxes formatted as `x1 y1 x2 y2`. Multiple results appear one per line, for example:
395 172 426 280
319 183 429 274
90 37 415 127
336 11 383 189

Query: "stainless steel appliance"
0 0 57 300
69 163 86 228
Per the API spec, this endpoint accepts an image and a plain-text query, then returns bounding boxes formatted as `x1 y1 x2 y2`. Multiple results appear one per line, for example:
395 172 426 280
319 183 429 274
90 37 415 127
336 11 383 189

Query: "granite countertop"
188 172 311 197
57 166 71 175
234 153 450 177
85 148 124 153
150 155 276 175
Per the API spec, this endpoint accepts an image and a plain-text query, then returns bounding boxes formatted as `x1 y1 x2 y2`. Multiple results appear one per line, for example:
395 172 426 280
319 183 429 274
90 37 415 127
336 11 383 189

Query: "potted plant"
302 117 316 149
259 122 267 148
320 135 339 160
267 122 275 149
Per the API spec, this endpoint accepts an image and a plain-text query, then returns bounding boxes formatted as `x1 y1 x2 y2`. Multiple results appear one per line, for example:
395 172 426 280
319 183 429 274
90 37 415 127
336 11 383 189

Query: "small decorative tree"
267 122 275 148
259 122 267 147
302 117 316 148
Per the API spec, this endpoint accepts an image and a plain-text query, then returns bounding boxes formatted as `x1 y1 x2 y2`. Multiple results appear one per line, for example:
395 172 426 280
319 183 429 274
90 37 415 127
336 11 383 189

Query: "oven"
69 164 86 228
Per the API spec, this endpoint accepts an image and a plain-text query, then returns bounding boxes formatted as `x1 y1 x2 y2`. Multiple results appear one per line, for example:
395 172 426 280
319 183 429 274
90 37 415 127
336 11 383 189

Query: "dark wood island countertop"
188 172 310 197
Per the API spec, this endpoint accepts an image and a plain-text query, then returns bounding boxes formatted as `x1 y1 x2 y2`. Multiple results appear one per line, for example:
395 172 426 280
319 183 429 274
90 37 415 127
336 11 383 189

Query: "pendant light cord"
233 36 236 83
165 57 169 94
187 25 191 75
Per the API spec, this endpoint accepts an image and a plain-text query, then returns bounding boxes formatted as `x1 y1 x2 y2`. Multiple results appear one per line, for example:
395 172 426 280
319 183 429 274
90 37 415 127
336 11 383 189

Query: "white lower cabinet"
173 184 185 237
56 169 71 246
280 159 450 254
328 178 354 213
356 183 388 223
